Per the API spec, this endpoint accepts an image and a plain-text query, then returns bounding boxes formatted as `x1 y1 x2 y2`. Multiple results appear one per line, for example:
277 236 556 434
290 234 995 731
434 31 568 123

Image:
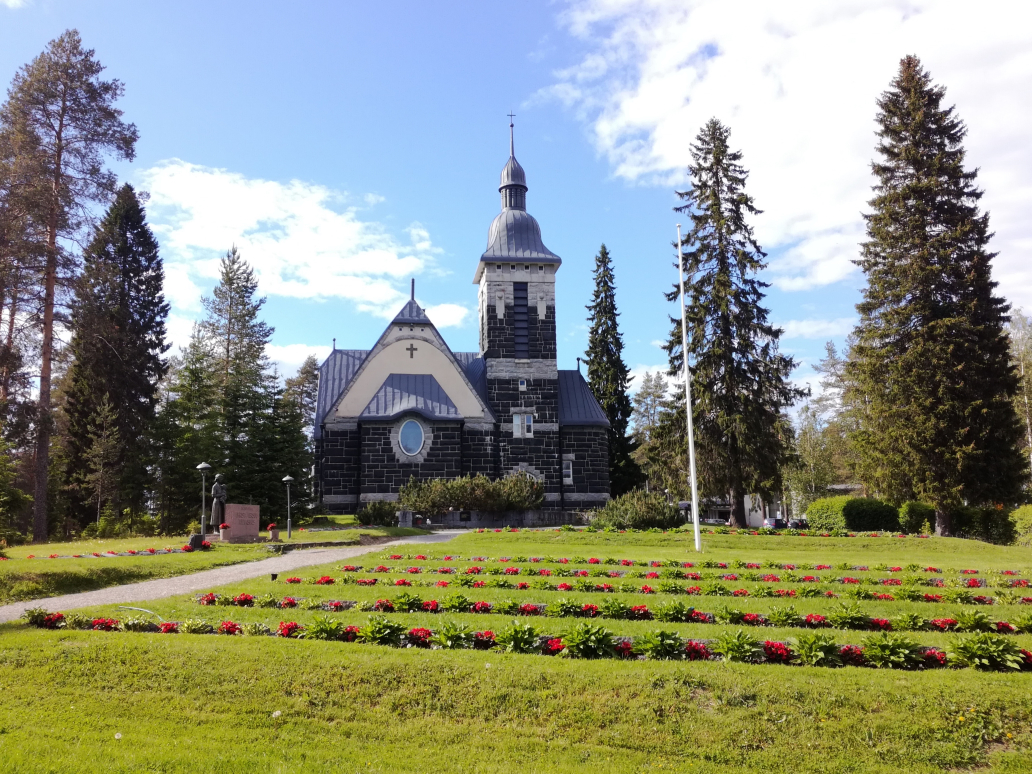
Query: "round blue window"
399 419 424 456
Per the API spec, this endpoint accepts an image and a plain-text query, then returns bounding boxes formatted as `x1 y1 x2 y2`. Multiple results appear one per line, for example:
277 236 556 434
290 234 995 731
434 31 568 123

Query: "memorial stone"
222 504 261 543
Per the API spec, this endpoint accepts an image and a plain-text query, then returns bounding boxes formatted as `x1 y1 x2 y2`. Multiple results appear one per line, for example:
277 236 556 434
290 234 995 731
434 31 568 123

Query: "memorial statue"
210 474 227 526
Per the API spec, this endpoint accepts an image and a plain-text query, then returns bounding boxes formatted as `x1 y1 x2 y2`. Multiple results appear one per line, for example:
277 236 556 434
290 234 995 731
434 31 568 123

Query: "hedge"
590 489 683 530
806 497 899 532
898 501 934 534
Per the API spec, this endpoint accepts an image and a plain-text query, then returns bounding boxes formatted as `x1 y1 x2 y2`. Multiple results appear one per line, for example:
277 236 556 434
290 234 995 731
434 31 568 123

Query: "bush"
633 630 685 660
952 506 1016 545
359 501 398 527
791 632 842 667
358 616 405 647
398 472 543 515
590 489 682 531
806 496 899 532
560 623 616 659
430 620 474 649
1013 504 1032 547
898 501 934 534
300 616 347 641
494 621 540 654
948 632 1025 671
712 629 762 663
861 633 923 669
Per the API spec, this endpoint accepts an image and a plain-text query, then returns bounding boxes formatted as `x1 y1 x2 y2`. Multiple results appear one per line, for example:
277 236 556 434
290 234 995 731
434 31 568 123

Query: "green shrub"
1013 504 1032 547
65 613 92 630
301 616 346 641
898 501 934 534
891 613 927 632
590 489 682 530
633 630 685 660
765 606 802 628
546 598 581 618
861 633 923 669
806 496 899 532
358 616 405 647
430 620 474 649
712 630 762 663
494 621 540 654
359 501 398 527
20 608 50 627
398 472 544 515
827 603 869 630
120 616 159 633
441 594 472 613
392 592 424 613
599 598 631 620
653 600 695 623
791 632 842 667
952 506 1017 545
241 622 271 636
948 633 1025 671
180 620 214 635
1012 612 1032 634
560 623 616 659
493 598 521 615
953 609 995 633
714 606 746 625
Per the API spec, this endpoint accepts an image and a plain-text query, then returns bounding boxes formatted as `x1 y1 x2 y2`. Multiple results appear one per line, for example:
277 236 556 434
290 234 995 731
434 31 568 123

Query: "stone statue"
210 474 227 526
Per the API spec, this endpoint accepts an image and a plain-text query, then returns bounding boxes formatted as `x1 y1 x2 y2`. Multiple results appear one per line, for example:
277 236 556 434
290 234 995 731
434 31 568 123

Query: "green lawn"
3 530 1032 772
0 527 426 604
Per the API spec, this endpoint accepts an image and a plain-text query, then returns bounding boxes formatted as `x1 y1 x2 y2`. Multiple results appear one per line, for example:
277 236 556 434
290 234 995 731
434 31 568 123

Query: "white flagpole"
677 224 702 553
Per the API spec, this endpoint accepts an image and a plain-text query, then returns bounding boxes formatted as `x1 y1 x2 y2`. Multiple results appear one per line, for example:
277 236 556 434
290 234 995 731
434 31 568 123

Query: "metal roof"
558 370 611 427
500 156 526 190
392 299 431 325
480 209 562 263
314 349 369 438
359 373 460 421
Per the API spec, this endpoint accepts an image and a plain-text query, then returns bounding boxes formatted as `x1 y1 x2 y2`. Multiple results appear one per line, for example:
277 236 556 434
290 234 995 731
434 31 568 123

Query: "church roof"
558 370 611 427
481 209 562 263
360 373 460 420
392 298 431 325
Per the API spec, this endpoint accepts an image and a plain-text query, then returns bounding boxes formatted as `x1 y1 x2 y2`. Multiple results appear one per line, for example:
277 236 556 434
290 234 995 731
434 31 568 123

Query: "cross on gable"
406 343 418 358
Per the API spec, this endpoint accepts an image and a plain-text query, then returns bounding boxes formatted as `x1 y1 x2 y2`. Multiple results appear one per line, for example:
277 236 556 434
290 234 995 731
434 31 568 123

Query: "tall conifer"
664 118 804 527
584 244 641 495
846 56 1025 534
64 184 168 527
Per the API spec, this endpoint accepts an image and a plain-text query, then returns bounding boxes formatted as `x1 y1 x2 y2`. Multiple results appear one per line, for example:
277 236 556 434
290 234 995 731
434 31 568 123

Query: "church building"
314 125 611 515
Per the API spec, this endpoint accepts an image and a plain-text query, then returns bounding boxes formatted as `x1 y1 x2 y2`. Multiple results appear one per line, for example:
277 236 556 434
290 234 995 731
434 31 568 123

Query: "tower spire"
508 111 515 157
410 277 415 301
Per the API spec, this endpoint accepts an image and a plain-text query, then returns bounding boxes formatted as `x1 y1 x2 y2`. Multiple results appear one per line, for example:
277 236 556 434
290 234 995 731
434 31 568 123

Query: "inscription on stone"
223 503 261 543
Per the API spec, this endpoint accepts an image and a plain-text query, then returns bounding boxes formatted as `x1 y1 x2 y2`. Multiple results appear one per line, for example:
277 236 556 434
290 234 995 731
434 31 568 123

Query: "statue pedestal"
221 504 261 543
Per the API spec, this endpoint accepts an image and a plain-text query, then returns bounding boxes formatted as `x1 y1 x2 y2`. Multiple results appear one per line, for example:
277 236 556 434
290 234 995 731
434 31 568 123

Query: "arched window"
398 419 424 456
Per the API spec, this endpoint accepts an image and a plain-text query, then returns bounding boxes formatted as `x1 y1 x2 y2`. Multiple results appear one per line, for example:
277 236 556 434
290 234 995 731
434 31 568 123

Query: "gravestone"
221 503 261 543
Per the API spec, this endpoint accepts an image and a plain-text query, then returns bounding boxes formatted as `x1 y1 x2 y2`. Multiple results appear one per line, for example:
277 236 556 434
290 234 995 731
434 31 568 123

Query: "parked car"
788 518 809 530
762 517 788 530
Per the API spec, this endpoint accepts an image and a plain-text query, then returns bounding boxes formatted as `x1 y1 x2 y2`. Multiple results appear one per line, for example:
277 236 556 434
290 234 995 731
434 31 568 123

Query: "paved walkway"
0 531 462 623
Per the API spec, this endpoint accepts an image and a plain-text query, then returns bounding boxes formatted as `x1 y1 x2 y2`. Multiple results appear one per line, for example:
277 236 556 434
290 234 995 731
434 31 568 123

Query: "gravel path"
0 531 462 623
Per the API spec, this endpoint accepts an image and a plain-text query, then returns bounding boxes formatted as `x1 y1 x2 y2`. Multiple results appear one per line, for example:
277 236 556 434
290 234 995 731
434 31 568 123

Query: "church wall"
560 425 611 510
318 424 361 513
359 420 463 498
462 425 498 478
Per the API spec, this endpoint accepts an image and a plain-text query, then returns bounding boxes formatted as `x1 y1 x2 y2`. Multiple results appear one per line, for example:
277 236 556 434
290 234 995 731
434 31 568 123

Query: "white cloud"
165 313 196 354
139 159 442 318
627 363 674 395
778 317 855 340
1 0 28 7
547 1 1032 306
649 339 666 348
266 344 333 376
424 303 469 329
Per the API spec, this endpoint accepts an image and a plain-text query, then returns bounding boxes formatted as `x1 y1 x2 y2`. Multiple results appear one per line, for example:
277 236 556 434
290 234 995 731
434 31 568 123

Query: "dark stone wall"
359 421 463 496
487 377 559 424
318 426 360 501
462 426 499 478
483 298 556 360
560 426 610 510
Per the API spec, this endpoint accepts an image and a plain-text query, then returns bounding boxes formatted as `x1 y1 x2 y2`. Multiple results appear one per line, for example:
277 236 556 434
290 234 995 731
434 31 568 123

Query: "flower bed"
17 544 213 560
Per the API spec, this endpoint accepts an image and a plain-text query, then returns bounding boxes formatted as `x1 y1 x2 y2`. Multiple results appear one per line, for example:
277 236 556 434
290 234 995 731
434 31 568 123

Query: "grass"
3 529 1032 772
0 526 426 604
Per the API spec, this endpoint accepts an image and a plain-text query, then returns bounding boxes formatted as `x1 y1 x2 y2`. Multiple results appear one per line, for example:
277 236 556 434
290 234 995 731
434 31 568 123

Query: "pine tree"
64 184 168 527
665 118 805 527
1007 310 1032 483
629 371 668 490
846 56 1025 535
79 394 119 528
284 354 320 432
1 30 138 541
783 404 836 513
584 244 641 495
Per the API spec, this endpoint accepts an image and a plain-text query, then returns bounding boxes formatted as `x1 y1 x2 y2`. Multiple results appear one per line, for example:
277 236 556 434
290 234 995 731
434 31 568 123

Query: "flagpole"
677 224 702 552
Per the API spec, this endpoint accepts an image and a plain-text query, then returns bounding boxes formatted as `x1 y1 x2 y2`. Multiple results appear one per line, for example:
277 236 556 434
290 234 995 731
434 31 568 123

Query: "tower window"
524 414 533 436
512 413 534 438
563 460 573 484
524 265 529 271
510 264 516 272
513 282 529 358
518 378 527 391
538 265 544 272
497 264 502 270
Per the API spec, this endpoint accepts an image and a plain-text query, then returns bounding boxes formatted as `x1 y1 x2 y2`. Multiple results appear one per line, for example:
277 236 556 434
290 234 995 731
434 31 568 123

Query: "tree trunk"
33 232 57 543
934 508 952 537
729 489 747 528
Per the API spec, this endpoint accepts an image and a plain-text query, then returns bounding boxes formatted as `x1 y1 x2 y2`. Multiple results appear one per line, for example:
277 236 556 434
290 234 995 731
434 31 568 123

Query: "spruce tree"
64 184 168 528
846 56 1025 534
664 118 805 527
584 244 641 495
284 354 320 432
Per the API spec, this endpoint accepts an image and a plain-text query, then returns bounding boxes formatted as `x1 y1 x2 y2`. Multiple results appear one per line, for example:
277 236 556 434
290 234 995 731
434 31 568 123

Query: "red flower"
267 524 277 531
581 603 599 617
357 578 378 586
774 589 796 598
529 557 541 563
1010 579 1030 588
839 645 864 666
815 565 832 570
927 578 945 587
732 589 749 597
42 613 65 629
888 567 902 572
517 582 529 590
874 593 894 601
325 601 347 612
690 611 711 623
804 614 828 627
685 586 702 595
588 557 601 564
374 565 391 573
557 558 570 564
278 621 302 638
389 554 403 560
234 593 254 607
1022 597 1032 605
824 591 839 598
199 593 218 606
219 621 241 635
49 554 59 559
472 580 486 588
801 576 820 583
763 640 794 663
519 603 541 616
684 640 711 660
960 569 978 575
372 599 395 612
745 563 761 569
315 576 335 585
650 561 663 567
159 622 179 634
92 618 119 631
281 597 298 608
595 583 614 593
682 562 694 568
557 582 573 591
996 621 1016 633
405 567 422 574
742 613 764 625
542 638 565 655
147 548 156 554
504 567 520 575
784 564 796 570
621 559 634 566
972 596 994 605
645 572 660 579
285 577 302 584
181 545 195 553
615 640 634 658
760 574 781 583
341 565 358 572
630 605 652 620
721 574 738 581
576 570 589 577
869 618 892 631
465 566 484 575
841 577 860 584
685 572 702 580
923 649 947 667
407 627 432 648
394 579 412 587
436 567 455 574
473 631 495 649
640 585 655 594
923 594 943 603
471 601 493 614
422 600 439 612
414 555 427 561
717 563 728 569
342 625 360 642
881 578 902 586
923 567 941 573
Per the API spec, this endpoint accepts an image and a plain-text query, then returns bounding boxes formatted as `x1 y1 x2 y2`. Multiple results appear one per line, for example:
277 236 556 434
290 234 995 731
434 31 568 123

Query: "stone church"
314 126 611 515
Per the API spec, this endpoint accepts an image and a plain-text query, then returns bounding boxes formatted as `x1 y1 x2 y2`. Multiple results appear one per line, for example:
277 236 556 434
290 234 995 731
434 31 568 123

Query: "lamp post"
196 462 212 540
282 475 294 538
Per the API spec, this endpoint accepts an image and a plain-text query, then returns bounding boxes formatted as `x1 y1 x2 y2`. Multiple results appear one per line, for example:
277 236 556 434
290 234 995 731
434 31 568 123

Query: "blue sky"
2 0 1030 400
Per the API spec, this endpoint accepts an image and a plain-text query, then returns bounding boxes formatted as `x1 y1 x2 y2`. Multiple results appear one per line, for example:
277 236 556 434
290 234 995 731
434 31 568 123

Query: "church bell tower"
474 118 562 496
